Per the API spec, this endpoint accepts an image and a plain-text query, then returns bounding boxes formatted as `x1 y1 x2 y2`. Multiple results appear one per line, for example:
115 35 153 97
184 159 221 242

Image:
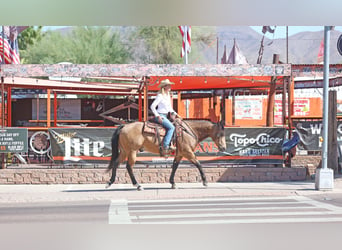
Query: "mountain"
50 26 342 64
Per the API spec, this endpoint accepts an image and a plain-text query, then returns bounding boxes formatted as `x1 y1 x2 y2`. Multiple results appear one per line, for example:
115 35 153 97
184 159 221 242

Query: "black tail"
107 125 124 171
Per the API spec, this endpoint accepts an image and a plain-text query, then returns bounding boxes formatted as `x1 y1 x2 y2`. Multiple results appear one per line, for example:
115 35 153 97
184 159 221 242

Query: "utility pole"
315 26 334 190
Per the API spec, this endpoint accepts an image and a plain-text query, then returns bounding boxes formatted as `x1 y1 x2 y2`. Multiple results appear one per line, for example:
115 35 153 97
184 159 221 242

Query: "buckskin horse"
106 119 226 190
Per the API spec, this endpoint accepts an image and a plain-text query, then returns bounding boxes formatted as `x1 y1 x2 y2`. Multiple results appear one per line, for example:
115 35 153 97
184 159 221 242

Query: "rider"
150 79 180 153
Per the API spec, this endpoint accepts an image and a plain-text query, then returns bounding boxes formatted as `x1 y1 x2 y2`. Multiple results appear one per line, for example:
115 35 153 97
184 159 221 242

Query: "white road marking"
126 196 342 224
108 199 131 224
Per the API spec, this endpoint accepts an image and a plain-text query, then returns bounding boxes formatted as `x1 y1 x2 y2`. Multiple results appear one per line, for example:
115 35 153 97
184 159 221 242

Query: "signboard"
0 128 28 153
337 34 342 56
274 98 310 125
48 127 286 165
235 98 263 120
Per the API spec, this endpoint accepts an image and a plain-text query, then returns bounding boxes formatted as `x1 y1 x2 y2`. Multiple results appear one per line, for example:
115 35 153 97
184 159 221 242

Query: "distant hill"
51 26 342 64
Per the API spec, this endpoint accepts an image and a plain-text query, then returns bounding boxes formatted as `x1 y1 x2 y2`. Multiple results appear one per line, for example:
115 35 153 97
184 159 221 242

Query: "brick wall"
0 167 307 185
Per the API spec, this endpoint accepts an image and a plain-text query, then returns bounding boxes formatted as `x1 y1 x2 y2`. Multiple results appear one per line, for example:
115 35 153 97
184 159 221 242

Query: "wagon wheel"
29 131 51 155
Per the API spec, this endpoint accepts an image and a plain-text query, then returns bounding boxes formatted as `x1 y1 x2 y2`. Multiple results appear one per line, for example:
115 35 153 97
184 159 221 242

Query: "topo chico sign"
48 127 286 165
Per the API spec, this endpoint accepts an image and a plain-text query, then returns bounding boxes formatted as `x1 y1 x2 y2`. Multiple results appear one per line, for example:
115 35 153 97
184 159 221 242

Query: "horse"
106 119 227 190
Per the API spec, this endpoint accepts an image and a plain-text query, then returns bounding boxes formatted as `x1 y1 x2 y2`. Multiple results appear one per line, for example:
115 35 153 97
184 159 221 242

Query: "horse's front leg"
126 162 143 191
194 160 208 187
186 153 207 187
169 156 182 189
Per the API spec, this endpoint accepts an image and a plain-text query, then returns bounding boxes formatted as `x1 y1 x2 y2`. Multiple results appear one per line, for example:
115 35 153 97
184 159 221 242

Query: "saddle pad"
143 121 166 137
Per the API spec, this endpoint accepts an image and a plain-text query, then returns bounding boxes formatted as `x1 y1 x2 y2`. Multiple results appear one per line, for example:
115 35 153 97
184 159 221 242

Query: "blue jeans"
155 114 175 148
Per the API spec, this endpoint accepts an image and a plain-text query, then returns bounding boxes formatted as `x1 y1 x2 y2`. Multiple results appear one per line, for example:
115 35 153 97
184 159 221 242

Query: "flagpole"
1 26 4 64
1 26 4 129
184 26 188 65
286 26 288 63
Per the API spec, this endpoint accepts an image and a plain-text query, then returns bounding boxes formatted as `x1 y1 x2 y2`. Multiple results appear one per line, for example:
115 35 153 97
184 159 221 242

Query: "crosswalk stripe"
131 210 341 220
108 199 131 224
129 206 318 213
139 217 342 224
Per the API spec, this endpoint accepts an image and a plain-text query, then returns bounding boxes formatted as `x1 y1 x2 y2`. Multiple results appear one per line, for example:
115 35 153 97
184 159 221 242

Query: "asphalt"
1 175 342 204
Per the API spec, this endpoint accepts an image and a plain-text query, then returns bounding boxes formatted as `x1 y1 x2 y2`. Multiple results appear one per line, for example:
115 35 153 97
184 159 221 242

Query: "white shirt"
150 93 177 117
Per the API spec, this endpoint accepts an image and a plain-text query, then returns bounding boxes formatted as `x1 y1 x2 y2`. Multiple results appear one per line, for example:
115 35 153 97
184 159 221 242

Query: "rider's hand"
157 116 163 124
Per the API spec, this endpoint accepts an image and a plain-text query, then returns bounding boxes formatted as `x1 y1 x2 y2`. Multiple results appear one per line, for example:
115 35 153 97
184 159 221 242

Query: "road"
2 194 342 224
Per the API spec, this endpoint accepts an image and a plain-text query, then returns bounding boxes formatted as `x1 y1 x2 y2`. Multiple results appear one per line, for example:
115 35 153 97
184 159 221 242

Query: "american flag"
179 26 191 58
0 26 27 64
317 38 324 64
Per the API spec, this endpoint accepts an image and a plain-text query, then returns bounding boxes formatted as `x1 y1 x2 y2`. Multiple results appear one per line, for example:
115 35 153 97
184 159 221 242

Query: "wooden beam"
0 64 291 77
328 90 338 173
288 77 295 129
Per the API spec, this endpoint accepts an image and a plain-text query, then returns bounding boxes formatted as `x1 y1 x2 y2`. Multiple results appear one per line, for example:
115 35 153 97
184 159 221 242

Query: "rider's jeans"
155 113 175 148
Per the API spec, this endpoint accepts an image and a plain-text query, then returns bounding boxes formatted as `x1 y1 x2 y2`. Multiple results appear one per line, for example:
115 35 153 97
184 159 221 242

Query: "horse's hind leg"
169 156 182 189
127 151 143 191
106 165 118 188
106 151 126 189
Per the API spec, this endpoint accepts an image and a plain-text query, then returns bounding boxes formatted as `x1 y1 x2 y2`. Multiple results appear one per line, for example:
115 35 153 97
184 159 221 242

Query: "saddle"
142 116 183 156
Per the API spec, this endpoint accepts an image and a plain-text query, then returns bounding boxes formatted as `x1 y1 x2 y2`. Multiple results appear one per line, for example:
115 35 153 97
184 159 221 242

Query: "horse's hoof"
203 181 208 187
136 185 144 191
105 183 112 189
171 184 177 189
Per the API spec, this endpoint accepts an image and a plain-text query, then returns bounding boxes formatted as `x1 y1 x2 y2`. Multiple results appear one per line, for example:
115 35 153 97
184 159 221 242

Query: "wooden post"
1 77 4 169
288 76 295 130
220 92 226 125
177 91 181 115
7 86 11 127
328 90 338 173
143 79 148 121
266 54 279 127
232 90 235 125
47 89 51 128
282 77 288 126
1 76 4 127
138 90 142 121
53 91 57 127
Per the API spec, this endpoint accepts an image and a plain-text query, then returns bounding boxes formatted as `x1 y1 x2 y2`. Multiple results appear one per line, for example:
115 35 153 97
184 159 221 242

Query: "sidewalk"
1 176 342 204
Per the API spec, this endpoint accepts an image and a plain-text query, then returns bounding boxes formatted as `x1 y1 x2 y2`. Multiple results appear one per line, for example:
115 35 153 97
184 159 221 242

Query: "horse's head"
213 120 226 152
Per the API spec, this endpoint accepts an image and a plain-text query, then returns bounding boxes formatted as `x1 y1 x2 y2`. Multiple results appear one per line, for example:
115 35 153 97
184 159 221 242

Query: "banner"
0 128 28 153
48 127 286 165
293 120 342 151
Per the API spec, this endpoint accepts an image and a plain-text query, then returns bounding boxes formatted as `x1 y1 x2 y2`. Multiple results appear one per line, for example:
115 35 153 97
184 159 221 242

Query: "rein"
178 119 198 142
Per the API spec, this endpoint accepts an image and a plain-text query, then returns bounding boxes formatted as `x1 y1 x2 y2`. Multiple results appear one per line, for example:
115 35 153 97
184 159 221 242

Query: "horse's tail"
107 125 124 171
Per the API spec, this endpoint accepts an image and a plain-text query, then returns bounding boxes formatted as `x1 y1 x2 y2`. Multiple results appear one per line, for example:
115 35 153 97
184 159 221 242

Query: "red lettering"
194 144 204 153
203 142 213 152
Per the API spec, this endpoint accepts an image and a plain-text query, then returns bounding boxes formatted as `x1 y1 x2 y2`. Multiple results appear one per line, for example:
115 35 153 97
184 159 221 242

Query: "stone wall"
0 167 307 185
